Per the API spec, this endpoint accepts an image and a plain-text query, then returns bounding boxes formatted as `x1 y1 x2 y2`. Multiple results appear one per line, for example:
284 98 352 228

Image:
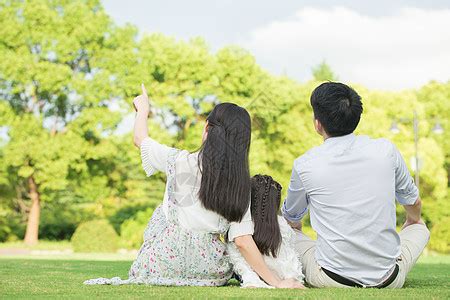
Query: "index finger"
141 83 148 98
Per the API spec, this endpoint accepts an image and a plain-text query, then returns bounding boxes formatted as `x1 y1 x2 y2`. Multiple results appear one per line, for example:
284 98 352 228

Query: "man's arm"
402 197 425 229
391 142 425 229
234 235 304 289
282 163 309 229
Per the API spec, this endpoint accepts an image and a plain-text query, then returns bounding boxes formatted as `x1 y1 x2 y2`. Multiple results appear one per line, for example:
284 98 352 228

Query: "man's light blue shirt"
282 133 419 285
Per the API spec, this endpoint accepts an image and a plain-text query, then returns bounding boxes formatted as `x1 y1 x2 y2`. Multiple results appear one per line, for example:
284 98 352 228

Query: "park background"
0 1 449 298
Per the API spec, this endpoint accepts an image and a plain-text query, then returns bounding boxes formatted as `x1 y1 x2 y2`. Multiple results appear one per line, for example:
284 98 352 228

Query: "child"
85 85 254 286
228 175 305 288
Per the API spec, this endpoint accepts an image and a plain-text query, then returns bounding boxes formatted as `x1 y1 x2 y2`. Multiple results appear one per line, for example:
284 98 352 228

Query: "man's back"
283 82 427 288
286 133 418 285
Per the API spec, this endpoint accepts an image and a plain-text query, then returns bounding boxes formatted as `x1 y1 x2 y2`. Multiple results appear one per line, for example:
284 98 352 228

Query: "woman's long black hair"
198 103 251 223
251 174 282 257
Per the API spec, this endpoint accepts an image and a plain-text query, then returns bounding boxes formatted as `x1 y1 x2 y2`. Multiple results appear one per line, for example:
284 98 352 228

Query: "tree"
311 61 338 81
417 81 450 185
0 0 137 244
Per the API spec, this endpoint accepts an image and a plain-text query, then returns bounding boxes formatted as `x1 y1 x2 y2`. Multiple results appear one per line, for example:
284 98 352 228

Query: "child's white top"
227 216 304 288
140 137 253 240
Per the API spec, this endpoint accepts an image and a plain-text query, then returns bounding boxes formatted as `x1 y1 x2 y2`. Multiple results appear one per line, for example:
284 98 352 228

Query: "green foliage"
109 202 156 233
120 207 155 249
312 61 338 81
429 217 450 254
0 205 24 242
38 203 95 240
0 0 147 242
71 220 119 253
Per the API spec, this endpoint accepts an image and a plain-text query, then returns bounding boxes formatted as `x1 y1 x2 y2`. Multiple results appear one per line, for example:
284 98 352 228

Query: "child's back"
227 175 304 288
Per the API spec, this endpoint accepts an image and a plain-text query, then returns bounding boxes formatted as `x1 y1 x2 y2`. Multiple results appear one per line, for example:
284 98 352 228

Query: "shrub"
120 207 155 249
71 220 119 253
39 203 95 240
109 203 154 234
429 217 450 254
0 206 24 242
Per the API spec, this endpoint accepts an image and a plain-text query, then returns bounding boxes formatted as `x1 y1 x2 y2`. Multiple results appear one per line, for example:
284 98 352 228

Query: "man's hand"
287 219 303 232
133 83 150 115
275 278 306 289
402 218 425 230
402 198 424 230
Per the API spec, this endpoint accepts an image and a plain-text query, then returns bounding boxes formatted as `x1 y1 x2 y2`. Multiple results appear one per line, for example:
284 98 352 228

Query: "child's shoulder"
277 215 289 227
277 216 294 240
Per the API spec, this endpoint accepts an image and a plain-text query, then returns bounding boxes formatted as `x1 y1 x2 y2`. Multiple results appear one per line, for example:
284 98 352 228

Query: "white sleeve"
140 137 174 176
282 163 309 222
227 243 272 288
391 143 419 205
228 204 254 241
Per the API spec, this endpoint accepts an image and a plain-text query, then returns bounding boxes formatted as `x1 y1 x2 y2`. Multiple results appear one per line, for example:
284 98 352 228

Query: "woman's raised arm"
133 83 150 147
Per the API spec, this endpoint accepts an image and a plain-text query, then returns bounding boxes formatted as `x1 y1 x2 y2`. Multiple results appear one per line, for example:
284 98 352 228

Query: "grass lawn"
0 255 449 299
0 241 72 251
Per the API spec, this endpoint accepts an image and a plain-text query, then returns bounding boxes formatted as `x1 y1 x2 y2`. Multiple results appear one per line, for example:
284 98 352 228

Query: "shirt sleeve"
282 163 309 222
140 137 174 176
228 204 254 241
392 143 419 205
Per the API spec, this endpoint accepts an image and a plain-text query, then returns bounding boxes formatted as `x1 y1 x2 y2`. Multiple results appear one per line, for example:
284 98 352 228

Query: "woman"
85 84 302 288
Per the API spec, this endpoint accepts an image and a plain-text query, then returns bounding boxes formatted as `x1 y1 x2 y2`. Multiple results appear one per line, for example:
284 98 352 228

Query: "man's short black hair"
310 82 363 137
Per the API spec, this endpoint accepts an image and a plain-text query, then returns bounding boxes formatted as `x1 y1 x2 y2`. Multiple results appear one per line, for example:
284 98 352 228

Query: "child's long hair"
198 103 251 223
251 174 282 257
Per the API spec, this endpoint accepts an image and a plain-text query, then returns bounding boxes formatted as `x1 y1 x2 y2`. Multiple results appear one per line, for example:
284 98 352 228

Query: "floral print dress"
84 149 233 286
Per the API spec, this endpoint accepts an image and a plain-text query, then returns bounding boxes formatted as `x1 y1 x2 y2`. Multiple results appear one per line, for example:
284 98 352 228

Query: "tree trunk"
24 176 40 245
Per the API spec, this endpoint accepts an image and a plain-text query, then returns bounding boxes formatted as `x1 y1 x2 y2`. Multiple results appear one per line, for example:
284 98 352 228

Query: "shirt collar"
323 133 355 146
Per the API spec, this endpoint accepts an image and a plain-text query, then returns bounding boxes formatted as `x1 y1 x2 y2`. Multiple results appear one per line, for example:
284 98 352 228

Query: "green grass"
0 255 449 299
0 240 72 250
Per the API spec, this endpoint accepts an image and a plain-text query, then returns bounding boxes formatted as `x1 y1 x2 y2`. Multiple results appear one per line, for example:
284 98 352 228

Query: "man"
282 82 430 288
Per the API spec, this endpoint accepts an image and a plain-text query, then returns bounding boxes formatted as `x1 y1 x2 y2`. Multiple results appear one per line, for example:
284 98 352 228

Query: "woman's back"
142 138 253 235
86 144 252 286
85 94 255 287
